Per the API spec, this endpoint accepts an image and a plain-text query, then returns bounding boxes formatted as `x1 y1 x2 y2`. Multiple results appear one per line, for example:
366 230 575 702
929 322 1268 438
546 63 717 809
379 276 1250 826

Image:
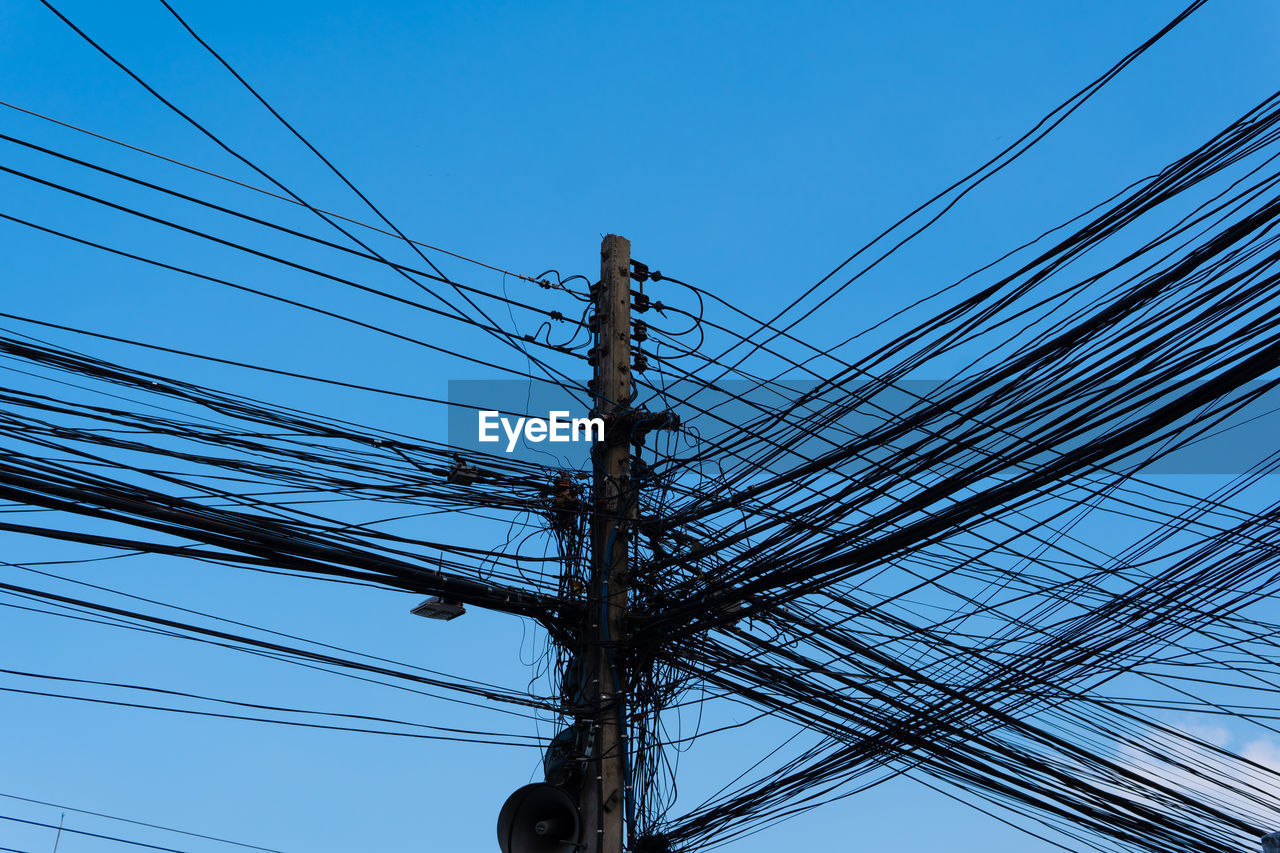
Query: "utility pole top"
1263 831 1280 853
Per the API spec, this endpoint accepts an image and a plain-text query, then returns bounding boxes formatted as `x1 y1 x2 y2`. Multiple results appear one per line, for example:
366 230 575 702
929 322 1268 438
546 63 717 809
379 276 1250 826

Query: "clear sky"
1 2 1279 852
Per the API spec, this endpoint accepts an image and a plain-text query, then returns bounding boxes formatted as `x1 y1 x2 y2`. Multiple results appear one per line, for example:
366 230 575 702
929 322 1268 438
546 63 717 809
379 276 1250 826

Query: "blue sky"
1 2 1279 851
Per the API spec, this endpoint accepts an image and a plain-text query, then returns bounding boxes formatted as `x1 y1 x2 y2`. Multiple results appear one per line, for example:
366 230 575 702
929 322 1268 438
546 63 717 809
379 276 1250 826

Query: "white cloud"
1243 737 1280 771
1111 720 1280 835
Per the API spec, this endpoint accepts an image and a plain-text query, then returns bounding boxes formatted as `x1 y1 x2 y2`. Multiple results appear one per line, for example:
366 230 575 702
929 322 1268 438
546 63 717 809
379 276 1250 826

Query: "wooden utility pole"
582 234 633 853
1263 831 1280 853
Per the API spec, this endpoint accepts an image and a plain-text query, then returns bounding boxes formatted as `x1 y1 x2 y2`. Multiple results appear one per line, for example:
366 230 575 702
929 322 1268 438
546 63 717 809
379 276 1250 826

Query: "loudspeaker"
496 783 581 853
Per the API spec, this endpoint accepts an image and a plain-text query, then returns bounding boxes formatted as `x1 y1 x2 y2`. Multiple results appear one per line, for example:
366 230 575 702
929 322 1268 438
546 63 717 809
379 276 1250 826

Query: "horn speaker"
496 783 580 853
